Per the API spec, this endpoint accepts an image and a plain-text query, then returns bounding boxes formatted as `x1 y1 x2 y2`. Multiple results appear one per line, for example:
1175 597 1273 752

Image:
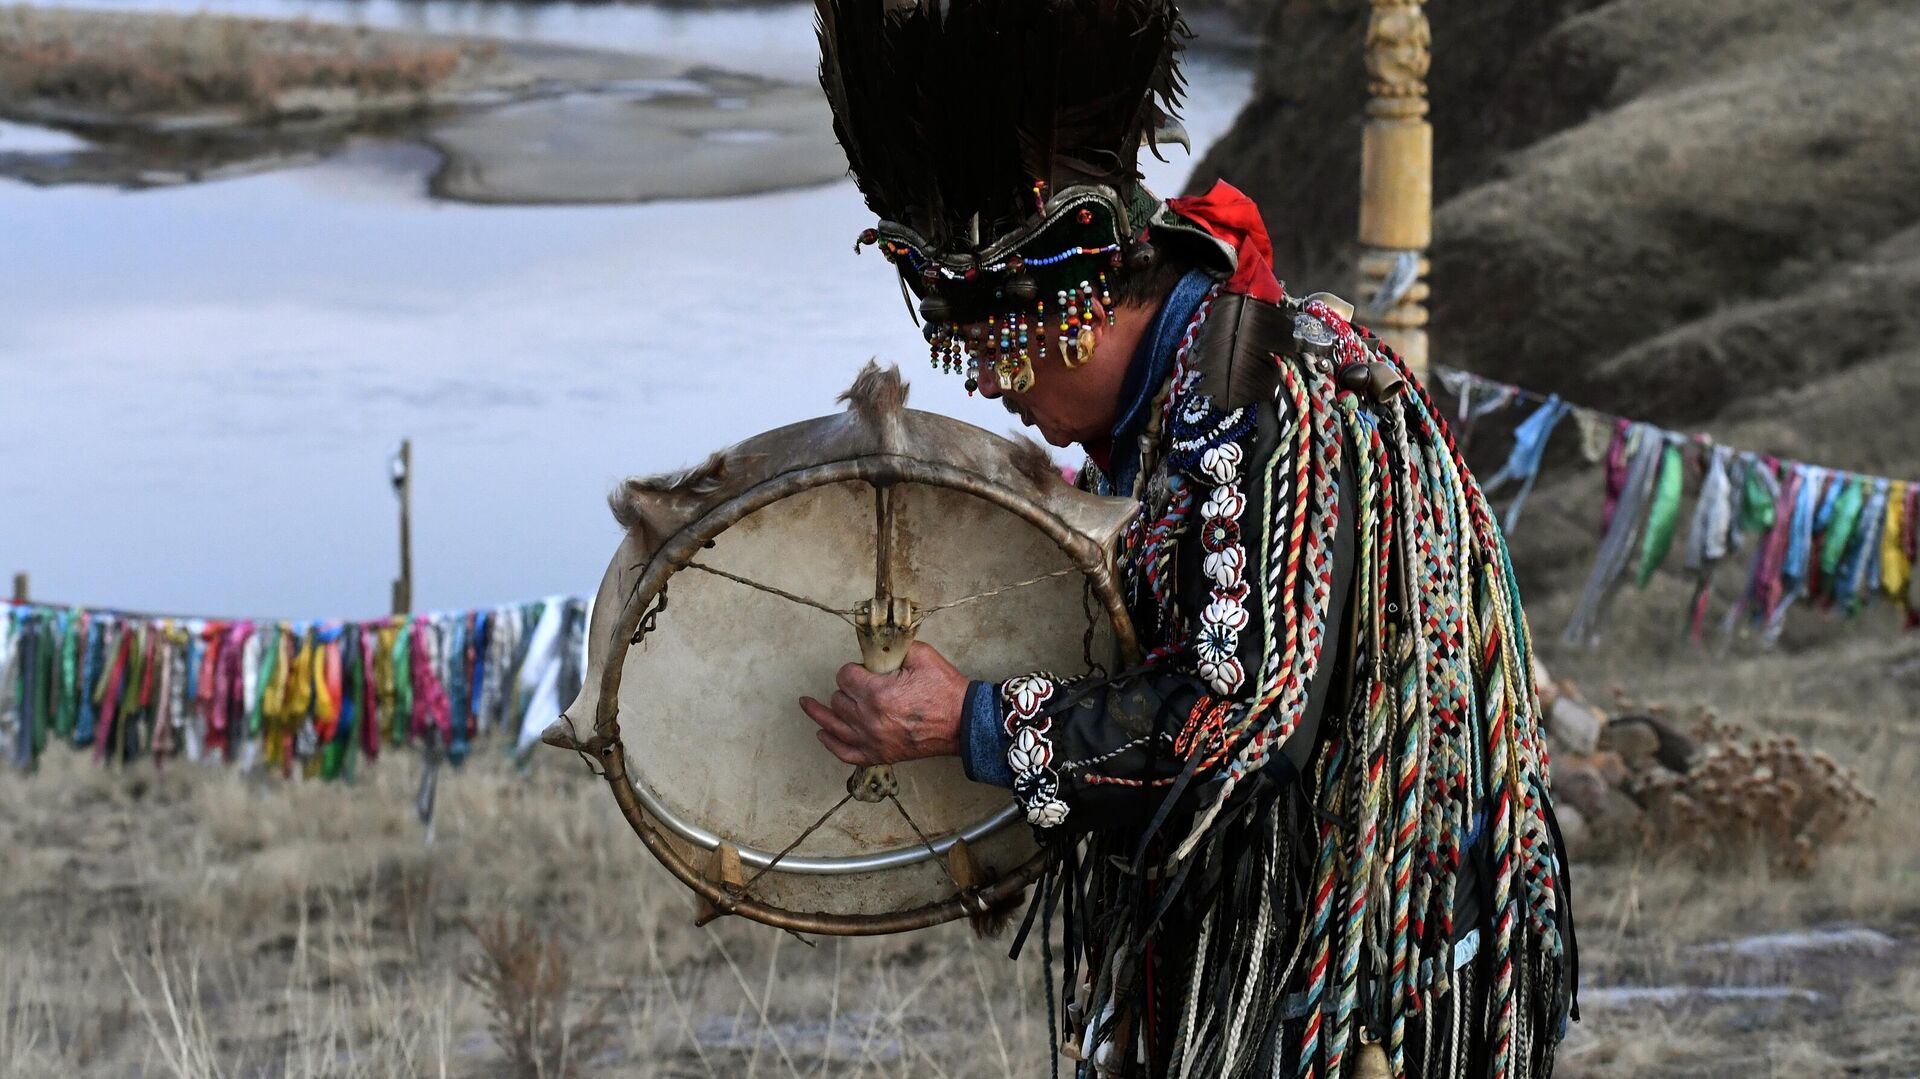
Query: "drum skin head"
560 364 1140 930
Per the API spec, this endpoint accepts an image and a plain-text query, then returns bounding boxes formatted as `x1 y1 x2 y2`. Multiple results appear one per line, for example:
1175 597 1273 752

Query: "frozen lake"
0 1 1256 619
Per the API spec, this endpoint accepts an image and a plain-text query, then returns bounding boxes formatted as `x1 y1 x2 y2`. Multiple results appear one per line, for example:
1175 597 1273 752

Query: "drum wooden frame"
548 365 1141 936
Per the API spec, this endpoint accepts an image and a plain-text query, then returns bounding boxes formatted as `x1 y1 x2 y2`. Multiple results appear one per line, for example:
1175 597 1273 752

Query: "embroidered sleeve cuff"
959 680 1014 788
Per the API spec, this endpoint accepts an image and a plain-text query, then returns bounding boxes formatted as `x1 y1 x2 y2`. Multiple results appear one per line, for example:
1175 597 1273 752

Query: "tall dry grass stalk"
462 914 614 1077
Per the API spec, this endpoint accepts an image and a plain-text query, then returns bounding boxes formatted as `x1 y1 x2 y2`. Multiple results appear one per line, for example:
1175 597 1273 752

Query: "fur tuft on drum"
548 363 1140 935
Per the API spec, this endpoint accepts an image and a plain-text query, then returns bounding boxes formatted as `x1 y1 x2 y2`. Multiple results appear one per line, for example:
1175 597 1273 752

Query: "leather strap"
1186 292 1296 411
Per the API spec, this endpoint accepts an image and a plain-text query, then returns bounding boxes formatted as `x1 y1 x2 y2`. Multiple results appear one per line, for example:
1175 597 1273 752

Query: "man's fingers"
800 696 858 740
835 661 881 697
816 728 870 765
831 690 880 732
805 697 876 763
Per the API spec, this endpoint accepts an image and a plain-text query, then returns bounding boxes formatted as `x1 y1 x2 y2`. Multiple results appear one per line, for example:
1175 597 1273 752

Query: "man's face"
967 322 1121 449
959 298 1144 449
973 353 1094 448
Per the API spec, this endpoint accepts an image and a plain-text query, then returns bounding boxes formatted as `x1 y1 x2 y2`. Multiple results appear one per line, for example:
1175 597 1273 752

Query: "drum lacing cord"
919 567 1080 614
714 788 981 914
686 559 1081 624
884 793 985 912
684 563 857 624
734 791 857 899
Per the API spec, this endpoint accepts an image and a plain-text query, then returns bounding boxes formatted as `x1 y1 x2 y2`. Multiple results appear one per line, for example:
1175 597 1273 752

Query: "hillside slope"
1197 0 1920 696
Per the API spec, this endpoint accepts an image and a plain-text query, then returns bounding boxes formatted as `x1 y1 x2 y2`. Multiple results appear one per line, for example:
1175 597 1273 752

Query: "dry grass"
1553 670 1920 1078
0 6 481 118
0 659 1913 1075
0 745 1045 1077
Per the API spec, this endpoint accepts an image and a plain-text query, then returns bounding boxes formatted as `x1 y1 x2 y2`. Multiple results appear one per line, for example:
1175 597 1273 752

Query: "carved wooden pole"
1357 0 1432 381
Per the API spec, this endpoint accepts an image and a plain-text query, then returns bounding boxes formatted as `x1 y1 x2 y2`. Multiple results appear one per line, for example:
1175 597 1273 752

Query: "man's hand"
799 642 969 765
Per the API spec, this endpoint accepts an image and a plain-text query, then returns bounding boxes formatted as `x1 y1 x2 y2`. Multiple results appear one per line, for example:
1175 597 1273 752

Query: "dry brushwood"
462 915 614 1078
1624 708 1878 874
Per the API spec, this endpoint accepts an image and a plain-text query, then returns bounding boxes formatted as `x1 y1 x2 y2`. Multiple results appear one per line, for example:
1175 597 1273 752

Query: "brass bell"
1004 273 1039 305
1353 1040 1390 1079
919 294 953 323
1365 362 1406 401
1337 360 1406 402
1127 240 1156 272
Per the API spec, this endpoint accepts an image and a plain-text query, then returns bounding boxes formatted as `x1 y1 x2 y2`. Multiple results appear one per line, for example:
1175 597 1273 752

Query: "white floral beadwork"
1194 618 1237 665
1196 594 1250 694
1197 653 1246 697
1007 727 1053 772
1203 545 1246 588
1198 442 1244 485
1002 673 1068 829
1003 674 1055 721
1202 596 1251 634
1026 798 1071 828
1201 486 1246 521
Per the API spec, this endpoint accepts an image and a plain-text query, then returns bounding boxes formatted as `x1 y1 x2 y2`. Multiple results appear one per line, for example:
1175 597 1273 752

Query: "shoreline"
0 7 847 204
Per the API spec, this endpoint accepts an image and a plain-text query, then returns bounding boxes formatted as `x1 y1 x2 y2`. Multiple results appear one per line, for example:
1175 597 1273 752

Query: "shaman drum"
545 364 1141 936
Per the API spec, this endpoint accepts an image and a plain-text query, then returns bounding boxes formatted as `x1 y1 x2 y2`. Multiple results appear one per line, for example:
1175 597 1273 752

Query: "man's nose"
975 363 1003 399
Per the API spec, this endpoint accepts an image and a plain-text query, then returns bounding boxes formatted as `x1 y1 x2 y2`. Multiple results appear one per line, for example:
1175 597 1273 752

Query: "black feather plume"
817 0 1188 253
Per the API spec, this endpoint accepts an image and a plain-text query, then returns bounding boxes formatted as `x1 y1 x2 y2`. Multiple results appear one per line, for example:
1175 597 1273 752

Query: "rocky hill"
1197 0 1920 703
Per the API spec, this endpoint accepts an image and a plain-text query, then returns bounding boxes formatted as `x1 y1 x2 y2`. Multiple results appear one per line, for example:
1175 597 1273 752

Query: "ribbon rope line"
1433 363 1920 643
1432 365 1916 492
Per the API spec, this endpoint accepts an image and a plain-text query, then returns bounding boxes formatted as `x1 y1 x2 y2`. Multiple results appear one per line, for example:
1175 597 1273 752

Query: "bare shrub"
1627 708 1878 873
462 915 613 1078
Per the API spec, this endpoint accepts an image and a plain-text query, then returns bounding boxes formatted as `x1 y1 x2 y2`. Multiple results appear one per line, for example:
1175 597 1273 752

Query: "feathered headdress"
817 0 1190 390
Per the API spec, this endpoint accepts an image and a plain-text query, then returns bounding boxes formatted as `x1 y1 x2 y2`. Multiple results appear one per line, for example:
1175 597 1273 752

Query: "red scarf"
1165 180 1284 303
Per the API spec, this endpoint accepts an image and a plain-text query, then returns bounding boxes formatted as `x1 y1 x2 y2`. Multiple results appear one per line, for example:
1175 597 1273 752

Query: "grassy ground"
2 674 1913 1078
0 6 494 120
0 744 1049 1077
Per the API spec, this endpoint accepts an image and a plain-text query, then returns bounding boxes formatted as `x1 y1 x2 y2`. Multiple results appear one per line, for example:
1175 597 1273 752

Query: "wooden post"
390 437 436 834
391 439 414 616
1357 0 1432 382
10 572 26 603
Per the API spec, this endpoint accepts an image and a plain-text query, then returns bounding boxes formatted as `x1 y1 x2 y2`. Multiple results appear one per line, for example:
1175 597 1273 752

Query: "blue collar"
1102 270 1217 495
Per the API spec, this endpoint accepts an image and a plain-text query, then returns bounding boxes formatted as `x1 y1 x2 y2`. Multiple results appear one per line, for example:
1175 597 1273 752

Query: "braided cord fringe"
1325 402 1390 1079
1296 735 1349 1079
1476 564 1519 1079
1377 406 1420 1072
1178 361 1340 861
1064 313 1571 1079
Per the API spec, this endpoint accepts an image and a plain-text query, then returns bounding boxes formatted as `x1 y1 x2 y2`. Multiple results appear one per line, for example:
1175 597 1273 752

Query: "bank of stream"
0 1 1256 619
0 5 846 202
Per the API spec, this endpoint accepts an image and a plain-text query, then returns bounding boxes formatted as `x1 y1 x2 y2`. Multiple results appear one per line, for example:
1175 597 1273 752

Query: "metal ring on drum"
545 363 1141 937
